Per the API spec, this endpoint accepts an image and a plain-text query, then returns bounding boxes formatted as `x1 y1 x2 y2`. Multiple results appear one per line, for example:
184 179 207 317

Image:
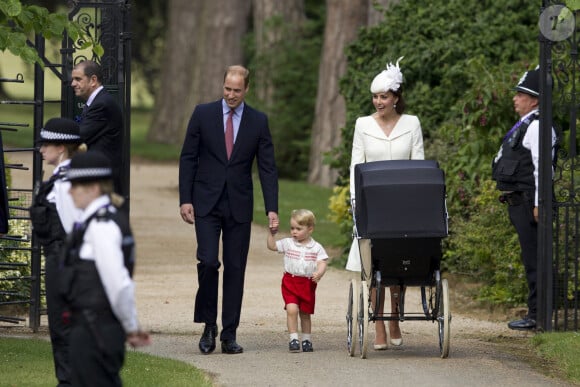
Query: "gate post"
537 15 554 332
29 34 46 331
538 1 580 331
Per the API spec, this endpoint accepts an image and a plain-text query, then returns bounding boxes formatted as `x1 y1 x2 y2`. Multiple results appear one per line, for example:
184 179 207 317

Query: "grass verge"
0 336 212 387
531 332 580 383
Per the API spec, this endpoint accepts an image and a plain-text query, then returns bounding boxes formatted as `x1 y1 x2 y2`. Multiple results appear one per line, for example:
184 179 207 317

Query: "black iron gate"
538 1 580 331
0 0 131 331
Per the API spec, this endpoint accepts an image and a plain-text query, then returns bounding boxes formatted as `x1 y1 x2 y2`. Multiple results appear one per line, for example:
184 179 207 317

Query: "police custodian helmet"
36 117 82 145
66 151 113 183
514 66 540 97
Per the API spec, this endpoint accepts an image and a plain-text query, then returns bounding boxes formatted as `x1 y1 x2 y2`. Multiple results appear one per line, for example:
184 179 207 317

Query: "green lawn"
0 336 212 386
531 331 580 383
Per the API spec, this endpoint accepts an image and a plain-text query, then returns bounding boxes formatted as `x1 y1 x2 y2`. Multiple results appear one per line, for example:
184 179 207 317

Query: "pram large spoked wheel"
345 278 371 358
437 278 450 358
357 281 369 358
346 279 358 356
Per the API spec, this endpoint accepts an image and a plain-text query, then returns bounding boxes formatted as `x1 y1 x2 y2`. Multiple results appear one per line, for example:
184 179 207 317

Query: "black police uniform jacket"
492 112 539 192
60 205 135 316
29 172 67 247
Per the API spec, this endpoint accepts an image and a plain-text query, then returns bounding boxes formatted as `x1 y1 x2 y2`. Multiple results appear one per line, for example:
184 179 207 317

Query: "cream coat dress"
346 113 425 272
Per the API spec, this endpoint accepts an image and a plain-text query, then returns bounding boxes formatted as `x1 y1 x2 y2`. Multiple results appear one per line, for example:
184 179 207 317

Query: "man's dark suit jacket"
179 100 278 222
81 88 125 195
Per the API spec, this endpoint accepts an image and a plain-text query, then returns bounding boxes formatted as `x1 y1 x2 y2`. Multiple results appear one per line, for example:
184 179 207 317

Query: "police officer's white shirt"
78 195 139 333
518 109 557 206
46 159 82 233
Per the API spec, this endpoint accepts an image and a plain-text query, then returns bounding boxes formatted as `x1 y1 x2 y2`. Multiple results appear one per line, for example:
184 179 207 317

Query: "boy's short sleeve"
275 238 287 253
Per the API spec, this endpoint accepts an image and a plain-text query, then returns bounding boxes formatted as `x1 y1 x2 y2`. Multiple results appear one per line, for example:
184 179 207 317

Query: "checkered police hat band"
67 167 112 180
40 129 81 141
516 86 538 96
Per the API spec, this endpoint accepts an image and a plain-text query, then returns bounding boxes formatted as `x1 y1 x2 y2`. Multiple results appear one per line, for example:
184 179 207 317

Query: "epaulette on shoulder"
95 206 113 222
56 166 69 179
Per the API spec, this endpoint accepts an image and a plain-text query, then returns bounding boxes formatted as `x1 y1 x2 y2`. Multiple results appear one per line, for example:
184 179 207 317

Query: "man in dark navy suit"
179 65 279 355
71 60 125 198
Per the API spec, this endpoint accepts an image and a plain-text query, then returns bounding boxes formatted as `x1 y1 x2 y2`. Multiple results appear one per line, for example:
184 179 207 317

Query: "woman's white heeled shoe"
390 337 403 346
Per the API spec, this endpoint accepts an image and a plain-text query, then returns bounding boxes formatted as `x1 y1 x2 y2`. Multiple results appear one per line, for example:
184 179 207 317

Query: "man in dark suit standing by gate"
179 65 279 355
71 60 125 198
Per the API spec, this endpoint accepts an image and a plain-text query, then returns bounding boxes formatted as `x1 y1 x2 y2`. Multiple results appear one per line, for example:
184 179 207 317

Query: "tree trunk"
367 0 399 26
147 0 251 144
252 0 305 105
307 0 369 187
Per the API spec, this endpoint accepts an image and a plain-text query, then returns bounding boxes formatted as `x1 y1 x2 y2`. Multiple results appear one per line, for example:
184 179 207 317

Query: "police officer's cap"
514 67 540 97
36 118 82 145
67 151 113 183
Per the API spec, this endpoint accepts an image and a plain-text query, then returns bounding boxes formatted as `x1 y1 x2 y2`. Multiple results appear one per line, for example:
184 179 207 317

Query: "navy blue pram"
346 160 450 359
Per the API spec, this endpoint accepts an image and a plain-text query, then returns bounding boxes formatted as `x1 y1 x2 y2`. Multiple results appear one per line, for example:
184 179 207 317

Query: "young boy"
61 151 150 385
267 209 328 352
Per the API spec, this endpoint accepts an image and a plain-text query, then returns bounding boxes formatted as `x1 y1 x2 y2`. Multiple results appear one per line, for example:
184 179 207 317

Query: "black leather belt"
499 191 525 206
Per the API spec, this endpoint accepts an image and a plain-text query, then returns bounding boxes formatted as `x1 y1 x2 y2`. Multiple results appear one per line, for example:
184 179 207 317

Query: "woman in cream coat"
347 58 424 349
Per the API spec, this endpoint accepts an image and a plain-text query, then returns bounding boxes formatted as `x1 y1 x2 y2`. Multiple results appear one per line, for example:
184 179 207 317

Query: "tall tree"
147 0 251 144
131 0 167 98
250 0 324 180
252 0 305 105
307 0 369 187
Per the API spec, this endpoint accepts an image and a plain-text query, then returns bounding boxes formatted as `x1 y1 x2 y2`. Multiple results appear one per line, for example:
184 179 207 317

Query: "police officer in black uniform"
30 118 85 386
60 152 150 386
492 67 557 331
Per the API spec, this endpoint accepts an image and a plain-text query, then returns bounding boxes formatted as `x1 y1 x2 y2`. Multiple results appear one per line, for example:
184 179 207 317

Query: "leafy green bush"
327 185 352 267
436 58 526 216
0 217 33 304
443 180 527 305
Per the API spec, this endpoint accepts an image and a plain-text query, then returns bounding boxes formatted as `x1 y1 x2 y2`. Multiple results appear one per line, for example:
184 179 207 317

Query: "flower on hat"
370 56 405 94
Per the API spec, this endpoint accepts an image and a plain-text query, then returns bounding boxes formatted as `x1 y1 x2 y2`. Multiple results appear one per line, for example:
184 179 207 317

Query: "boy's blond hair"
291 209 316 228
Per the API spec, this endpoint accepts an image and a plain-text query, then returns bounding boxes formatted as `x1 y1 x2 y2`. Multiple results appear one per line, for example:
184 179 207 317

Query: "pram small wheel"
358 281 369 358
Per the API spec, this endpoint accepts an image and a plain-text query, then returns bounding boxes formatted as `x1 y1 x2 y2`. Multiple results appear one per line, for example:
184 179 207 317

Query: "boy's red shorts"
281 272 317 314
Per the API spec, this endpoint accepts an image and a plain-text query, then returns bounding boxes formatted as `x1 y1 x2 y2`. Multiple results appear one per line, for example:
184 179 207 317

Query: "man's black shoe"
507 317 536 331
221 339 244 354
199 324 217 354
